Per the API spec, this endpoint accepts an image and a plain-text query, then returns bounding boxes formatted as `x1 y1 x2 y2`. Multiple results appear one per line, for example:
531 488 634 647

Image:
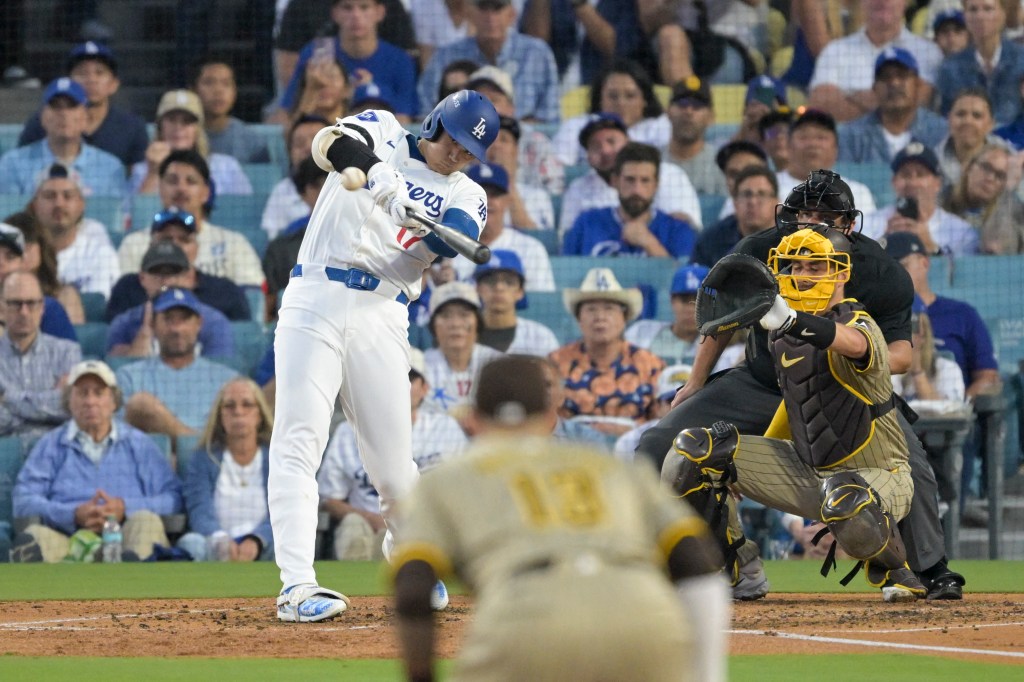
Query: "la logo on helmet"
471 118 487 140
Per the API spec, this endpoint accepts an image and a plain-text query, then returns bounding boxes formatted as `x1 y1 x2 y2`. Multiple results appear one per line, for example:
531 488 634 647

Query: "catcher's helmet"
776 169 861 234
420 90 499 161
768 228 852 313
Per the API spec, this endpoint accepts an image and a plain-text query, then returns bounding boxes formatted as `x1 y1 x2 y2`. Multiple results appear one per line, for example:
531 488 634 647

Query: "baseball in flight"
341 166 367 190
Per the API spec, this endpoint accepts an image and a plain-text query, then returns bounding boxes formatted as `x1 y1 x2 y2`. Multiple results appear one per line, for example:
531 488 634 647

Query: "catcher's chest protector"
771 302 873 468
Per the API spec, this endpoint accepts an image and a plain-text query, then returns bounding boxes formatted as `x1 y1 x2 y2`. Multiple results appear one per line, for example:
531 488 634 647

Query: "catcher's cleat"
732 558 770 601
431 580 450 611
277 584 350 622
867 565 927 603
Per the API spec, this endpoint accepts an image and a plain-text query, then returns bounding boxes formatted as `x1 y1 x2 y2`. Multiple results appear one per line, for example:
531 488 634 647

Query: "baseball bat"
407 208 491 265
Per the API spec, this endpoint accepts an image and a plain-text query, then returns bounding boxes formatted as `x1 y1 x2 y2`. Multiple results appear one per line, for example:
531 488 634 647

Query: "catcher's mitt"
696 253 779 337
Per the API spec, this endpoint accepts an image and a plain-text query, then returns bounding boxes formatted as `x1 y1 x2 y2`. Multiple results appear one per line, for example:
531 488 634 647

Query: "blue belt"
290 264 409 305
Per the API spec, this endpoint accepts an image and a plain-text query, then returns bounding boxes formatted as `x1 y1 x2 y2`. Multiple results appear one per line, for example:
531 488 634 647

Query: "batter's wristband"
783 311 836 349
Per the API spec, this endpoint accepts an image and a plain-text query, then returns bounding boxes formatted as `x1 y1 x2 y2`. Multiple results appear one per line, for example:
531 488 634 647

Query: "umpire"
637 169 965 600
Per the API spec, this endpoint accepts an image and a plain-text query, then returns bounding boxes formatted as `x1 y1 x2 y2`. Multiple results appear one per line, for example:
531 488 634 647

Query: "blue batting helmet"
420 90 499 161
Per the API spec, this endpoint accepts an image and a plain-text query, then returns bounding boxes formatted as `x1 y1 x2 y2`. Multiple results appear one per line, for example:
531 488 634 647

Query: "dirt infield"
0 594 1022 663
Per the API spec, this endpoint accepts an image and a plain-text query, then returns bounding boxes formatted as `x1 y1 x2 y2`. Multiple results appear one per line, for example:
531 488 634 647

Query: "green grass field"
0 560 1020 681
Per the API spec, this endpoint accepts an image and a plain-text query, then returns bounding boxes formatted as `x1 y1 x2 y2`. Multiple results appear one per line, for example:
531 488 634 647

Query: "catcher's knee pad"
672 421 739 487
820 471 904 564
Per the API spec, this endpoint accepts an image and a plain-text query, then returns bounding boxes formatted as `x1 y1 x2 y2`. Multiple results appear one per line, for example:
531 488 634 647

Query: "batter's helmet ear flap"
420 90 499 161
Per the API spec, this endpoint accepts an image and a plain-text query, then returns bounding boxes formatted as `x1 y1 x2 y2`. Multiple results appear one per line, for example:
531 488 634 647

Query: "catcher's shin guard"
819 472 925 599
662 422 741 573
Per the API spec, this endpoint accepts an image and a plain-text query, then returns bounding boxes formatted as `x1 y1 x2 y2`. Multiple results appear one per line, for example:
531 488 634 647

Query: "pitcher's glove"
696 253 779 337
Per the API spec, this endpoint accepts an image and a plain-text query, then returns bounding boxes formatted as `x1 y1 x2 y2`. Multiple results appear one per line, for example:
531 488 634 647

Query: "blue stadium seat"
80 292 107 323
128 195 162 233
987 317 1024 376
549 256 681 292
832 161 894 208
249 124 289 174
0 436 24 561
176 434 202 476
83 196 124 236
242 163 285 197
0 124 19 158
147 433 173 467
228 321 270 376
74 322 109 360
518 291 576 345
531 229 560 256
0 195 25 221
209 195 267 255
699 194 726 226
245 287 265 323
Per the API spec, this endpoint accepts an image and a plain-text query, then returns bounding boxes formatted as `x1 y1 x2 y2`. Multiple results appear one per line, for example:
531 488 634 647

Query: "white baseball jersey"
57 217 120 297
506 318 560 356
268 109 492 591
318 411 468 513
421 344 503 415
299 110 488 300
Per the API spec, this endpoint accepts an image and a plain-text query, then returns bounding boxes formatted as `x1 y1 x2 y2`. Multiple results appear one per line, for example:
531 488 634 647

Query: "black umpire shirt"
733 226 914 390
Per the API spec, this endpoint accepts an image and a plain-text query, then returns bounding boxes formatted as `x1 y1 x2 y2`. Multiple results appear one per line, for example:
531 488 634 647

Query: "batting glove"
381 195 425 232
311 119 345 173
368 163 409 208
758 294 797 332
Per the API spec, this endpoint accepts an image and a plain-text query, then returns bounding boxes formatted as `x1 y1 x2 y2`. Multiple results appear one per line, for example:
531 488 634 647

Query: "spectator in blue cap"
625 263 709 366
735 75 787 146
0 78 126 197
861 142 978 255
17 42 149 169
936 0 1024 127
933 10 969 57
473 249 558 358
563 142 697 258
838 47 948 164
106 241 236 362
451 162 556 292
116 286 238 441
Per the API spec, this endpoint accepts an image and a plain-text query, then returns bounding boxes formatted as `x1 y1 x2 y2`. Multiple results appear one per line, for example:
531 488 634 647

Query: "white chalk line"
0 606 383 633
822 620 1024 634
0 605 264 629
732 629 1024 659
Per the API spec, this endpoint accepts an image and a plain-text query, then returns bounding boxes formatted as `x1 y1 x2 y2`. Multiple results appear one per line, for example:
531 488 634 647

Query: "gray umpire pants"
636 364 945 573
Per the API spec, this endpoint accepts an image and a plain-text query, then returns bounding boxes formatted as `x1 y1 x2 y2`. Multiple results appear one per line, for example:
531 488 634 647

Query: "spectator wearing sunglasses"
105 209 251 322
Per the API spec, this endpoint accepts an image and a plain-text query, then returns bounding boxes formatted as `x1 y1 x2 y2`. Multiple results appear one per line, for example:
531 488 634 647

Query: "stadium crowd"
0 0 1017 580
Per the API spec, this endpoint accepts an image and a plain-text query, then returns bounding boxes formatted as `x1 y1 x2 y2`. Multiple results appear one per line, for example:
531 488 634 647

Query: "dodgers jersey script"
299 110 488 299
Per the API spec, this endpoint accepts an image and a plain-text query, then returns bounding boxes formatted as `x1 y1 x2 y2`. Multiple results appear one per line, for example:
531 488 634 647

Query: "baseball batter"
663 228 927 602
392 355 730 682
269 90 498 622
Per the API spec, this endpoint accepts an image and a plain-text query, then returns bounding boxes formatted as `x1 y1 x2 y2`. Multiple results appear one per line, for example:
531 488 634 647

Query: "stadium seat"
249 123 289 174
80 292 107 323
0 436 24 561
128 195 162 233
176 434 201 476
83 196 124 236
832 161 895 208
518 291 576 345
74 322 109 360
699 194 727 226
0 124 20 158
710 84 748 125
531 229 560 256
0 195 24 221
228 321 270 376
209 195 267 254
560 84 672 121
242 163 285 197
148 432 173 466
245 287 265 323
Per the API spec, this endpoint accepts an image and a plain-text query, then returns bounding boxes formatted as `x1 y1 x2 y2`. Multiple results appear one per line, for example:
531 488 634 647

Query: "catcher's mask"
768 228 852 313
775 169 862 234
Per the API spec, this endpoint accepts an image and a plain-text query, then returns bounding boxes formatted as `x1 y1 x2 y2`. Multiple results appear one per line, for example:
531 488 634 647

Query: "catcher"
663 227 927 602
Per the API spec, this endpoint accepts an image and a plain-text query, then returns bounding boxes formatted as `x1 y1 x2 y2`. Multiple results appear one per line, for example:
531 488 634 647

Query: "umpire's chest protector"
771 302 873 468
